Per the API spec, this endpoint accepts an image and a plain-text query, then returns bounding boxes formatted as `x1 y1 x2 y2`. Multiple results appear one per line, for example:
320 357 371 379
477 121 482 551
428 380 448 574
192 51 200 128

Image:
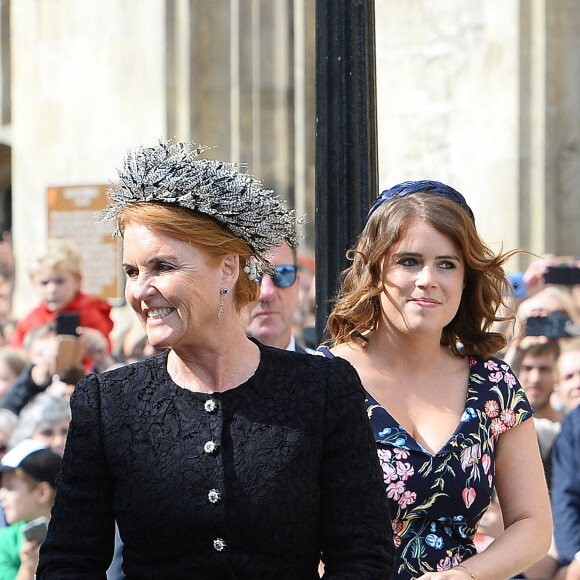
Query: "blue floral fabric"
370 356 533 579
316 348 533 580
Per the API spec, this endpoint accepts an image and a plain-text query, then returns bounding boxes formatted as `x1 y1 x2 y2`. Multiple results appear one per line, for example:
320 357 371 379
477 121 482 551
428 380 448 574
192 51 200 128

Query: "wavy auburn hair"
118 202 260 310
327 192 518 357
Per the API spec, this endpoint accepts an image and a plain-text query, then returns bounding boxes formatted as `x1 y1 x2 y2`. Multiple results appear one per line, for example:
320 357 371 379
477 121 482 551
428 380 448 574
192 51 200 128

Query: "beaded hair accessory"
367 180 475 224
97 140 299 271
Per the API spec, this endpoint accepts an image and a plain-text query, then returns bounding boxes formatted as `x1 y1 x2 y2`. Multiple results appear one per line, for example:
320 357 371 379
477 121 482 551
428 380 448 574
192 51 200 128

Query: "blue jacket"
552 405 580 564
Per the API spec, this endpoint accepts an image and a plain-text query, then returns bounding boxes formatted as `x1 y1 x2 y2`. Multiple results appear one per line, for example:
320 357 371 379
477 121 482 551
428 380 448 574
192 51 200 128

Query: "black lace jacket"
38 342 395 579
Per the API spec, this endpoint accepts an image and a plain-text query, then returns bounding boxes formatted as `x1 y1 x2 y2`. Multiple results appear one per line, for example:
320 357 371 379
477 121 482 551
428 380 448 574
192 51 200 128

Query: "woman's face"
33 418 69 456
379 218 465 338
122 224 226 352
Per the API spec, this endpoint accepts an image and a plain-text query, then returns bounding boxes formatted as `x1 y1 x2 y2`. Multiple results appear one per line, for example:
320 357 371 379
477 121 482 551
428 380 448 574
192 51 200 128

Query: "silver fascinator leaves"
97 140 299 272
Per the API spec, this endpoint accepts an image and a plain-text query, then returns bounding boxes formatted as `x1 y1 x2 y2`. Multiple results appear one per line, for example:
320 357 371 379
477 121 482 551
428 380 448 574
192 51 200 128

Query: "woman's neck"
366 322 448 376
167 327 260 393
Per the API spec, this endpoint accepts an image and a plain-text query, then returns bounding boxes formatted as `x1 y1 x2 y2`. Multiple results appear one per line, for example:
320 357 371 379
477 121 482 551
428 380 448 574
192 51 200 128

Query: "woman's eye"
123 267 138 278
398 258 418 267
439 261 456 270
155 262 174 272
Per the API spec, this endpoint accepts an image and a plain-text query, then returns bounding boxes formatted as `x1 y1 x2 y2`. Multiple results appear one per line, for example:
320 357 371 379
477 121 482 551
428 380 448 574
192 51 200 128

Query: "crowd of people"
0 140 577 579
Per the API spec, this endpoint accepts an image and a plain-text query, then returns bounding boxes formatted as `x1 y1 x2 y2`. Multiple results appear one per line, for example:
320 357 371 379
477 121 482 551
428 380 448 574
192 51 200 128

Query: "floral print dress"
370 355 532 579
317 349 533 580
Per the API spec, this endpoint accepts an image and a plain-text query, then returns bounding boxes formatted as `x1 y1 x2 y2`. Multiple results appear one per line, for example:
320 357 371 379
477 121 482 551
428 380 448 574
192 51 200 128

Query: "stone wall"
375 0 580 270
5 0 580 318
10 0 166 314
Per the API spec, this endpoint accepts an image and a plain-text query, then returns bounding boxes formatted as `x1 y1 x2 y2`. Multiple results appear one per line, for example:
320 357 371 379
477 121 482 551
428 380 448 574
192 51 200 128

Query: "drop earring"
217 287 229 324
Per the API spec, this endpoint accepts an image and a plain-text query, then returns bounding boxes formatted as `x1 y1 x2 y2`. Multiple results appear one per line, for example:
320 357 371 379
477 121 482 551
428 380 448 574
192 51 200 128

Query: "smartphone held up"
543 265 580 286
21 516 49 544
526 314 580 340
55 312 80 337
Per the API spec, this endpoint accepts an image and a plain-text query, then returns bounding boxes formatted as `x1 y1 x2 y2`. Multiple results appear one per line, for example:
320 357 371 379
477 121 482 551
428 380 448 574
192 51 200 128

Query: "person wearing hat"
0 439 61 580
318 181 552 580
37 141 395 579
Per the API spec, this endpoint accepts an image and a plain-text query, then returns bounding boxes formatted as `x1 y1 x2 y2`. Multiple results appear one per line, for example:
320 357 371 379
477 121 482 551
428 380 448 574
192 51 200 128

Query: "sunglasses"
256 265 297 288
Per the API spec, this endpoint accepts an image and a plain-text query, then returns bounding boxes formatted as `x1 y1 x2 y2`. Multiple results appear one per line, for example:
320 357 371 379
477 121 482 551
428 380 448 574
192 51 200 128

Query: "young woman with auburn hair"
319 181 552 580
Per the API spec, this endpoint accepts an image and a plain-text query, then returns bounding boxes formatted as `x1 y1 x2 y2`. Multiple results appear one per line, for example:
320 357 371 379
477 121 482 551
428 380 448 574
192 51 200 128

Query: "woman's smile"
380 218 465 335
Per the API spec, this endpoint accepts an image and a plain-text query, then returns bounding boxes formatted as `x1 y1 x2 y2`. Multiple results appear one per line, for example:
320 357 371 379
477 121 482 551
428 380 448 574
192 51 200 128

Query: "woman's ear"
221 254 239 287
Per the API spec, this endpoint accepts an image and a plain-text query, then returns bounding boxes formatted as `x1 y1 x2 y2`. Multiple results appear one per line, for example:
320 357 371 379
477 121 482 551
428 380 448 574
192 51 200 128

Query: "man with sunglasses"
242 242 308 353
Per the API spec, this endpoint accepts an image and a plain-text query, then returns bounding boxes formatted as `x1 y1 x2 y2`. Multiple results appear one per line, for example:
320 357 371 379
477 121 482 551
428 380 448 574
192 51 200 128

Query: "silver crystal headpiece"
97 140 299 270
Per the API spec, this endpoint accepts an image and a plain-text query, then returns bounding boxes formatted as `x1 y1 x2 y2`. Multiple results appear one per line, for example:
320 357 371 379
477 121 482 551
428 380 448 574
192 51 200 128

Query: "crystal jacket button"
213 537 226 551
203 441 217 454
208 489 221 503
204 399 218 413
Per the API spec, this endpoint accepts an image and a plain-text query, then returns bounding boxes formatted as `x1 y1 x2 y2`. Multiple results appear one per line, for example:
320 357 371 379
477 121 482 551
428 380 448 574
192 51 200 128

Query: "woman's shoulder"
466 353 532 420
79 352 169 393
260 342 338 369
257 342 360 384
466 353 517 378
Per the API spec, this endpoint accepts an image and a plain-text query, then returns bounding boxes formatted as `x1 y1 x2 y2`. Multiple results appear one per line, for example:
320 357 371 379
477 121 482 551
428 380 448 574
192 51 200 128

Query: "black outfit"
38 341 395 579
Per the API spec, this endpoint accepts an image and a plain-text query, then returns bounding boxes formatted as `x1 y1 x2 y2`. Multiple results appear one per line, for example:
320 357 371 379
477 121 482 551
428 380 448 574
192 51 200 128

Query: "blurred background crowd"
0 227 580 577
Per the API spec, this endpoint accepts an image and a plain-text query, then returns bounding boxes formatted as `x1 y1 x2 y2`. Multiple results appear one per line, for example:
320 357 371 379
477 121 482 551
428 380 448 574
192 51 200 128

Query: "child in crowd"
0 349 27 402
9 238 114 358
0 439 61 580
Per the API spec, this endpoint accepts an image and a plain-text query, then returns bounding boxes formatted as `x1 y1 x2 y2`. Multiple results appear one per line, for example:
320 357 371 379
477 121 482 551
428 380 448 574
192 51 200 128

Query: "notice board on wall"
47 184 124 305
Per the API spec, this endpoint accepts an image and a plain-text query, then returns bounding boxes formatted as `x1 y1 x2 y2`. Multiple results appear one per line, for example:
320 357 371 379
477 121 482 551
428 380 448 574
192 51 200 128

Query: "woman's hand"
522 254 557 298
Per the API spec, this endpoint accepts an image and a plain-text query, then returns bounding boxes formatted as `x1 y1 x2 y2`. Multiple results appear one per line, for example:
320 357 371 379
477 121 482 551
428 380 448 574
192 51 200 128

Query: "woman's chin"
145 330 173 350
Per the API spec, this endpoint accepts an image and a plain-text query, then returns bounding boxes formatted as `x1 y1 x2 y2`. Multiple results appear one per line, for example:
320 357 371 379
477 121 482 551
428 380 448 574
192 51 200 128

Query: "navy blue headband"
367 180 475 224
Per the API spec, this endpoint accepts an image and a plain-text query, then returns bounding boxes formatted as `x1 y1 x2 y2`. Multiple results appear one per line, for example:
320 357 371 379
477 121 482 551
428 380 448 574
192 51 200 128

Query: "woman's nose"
416 265 436 287
130 275 155 301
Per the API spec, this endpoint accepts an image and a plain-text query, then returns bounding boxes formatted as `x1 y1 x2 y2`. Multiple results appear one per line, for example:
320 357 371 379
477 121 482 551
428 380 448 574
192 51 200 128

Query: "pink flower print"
491 418 507 436
398 490 417 508
484 400 499 418
489 371 503 384
484 359 499 371
387 480 405 500
488 474 493 487
393 535 402 548
469 357 477 368
393 448 410 460
438 557 453 571
377 448 392 463
481 454 491 474
501 408 517 427
380 462 397 485
396 461 414 481
504 372 517 388
462 487 476 508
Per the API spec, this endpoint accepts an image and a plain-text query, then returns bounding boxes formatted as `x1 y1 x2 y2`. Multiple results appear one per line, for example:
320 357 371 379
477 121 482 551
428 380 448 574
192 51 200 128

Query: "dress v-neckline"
366 373 476 457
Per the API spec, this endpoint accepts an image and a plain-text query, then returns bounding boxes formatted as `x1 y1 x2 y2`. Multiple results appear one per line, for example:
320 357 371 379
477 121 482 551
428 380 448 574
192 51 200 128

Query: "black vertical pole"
315 0 378 345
